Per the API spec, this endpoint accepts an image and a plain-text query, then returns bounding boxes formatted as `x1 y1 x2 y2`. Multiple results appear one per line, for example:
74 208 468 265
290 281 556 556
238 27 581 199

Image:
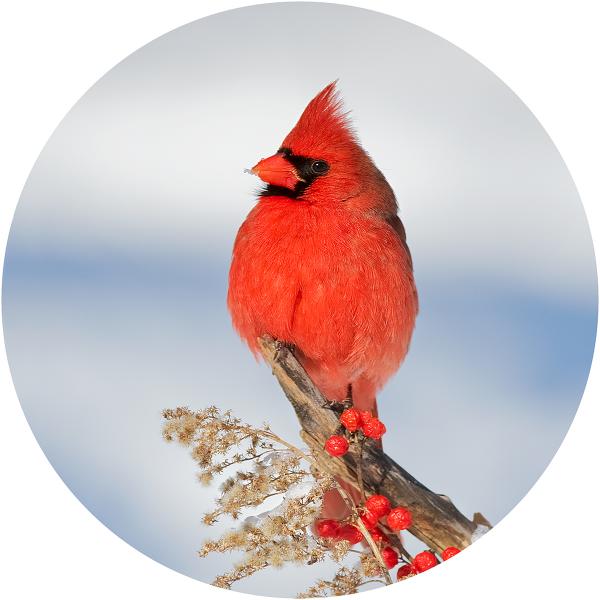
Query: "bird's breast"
228 199 417 373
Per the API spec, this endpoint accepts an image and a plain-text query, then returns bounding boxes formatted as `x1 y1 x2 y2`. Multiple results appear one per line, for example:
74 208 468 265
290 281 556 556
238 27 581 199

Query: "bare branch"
258 335 481 554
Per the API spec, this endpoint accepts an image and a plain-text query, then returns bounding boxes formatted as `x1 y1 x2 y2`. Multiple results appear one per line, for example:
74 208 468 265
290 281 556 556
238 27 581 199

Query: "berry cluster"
324 408 387 457
342 408 387 440
316 494 415 574
361 495 412 533
320 406 463 585
396 546 461 580
316 519 364 545
316 492 461 582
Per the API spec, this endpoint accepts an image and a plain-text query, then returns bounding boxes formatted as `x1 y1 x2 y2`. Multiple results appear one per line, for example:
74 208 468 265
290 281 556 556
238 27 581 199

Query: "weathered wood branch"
258 335 481 554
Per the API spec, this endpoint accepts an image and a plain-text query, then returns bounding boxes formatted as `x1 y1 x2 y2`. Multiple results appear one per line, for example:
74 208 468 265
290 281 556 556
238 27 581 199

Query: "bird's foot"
320 400 347 415
320 384 354 412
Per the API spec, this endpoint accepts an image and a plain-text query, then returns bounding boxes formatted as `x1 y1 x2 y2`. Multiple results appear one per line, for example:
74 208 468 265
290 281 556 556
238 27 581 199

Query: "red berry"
362 418 387 440
324 435 349 457
412 551 438 573
359 509 379 530
396 564 416 580
359 410 374 423
365 495 391 518
340 408 362 432
369 527 390 544
316 519 340 539
441 546 460 561
381 546 399 569
387 506 412 531
337 524 364 545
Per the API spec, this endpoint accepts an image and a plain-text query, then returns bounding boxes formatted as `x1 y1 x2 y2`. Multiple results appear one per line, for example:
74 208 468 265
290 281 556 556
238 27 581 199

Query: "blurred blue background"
2 3 597 596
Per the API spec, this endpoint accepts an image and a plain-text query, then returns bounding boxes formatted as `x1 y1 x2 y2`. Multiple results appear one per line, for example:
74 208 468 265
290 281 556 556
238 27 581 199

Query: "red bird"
227 82 418 513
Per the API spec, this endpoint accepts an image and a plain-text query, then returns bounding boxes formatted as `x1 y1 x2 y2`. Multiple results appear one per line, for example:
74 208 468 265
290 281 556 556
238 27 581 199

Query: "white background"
1 1 598 598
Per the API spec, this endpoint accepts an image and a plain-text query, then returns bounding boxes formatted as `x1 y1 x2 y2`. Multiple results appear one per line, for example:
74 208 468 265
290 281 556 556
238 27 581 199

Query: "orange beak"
250 153 302 190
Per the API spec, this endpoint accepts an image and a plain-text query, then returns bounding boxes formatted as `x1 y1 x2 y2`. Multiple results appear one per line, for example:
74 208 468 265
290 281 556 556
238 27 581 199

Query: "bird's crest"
282 81 357 156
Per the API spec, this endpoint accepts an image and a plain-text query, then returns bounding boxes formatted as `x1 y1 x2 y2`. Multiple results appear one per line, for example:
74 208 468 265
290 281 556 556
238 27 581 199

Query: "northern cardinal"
228 82 418 518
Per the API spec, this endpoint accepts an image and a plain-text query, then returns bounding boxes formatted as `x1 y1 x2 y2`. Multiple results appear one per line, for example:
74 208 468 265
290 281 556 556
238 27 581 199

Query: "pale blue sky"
2 3 597 596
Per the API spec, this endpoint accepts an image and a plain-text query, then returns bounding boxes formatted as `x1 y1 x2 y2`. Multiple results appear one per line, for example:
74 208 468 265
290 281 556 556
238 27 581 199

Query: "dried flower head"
163 406 391 594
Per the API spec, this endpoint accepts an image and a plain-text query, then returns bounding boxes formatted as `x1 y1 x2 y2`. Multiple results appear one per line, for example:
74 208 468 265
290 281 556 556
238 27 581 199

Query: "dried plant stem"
356 436 366 503
335 485 394 586
398 542 413 563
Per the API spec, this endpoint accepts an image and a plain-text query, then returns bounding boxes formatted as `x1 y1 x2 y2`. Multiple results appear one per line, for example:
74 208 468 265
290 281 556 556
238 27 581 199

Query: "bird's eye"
310 160 329 175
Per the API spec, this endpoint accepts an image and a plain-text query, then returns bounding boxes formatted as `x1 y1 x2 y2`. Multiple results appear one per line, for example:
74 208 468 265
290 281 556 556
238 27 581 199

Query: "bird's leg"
343 383 354 409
